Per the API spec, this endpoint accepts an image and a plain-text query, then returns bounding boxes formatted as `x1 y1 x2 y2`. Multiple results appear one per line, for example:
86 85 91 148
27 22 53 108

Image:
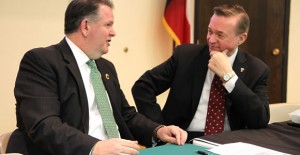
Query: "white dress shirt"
65 37 119 140
187 48 239 132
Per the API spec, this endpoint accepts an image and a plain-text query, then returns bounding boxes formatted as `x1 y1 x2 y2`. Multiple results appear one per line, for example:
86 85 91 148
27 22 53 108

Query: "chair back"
269 103 300 124
0 131 12 154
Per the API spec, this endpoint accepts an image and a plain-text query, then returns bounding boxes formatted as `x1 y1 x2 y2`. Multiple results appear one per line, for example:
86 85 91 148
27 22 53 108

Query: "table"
139 143 216 155
201 121 300 154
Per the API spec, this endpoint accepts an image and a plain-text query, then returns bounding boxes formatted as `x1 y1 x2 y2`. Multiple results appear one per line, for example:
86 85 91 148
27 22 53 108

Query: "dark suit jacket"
7 38 159 155
132 44 270 133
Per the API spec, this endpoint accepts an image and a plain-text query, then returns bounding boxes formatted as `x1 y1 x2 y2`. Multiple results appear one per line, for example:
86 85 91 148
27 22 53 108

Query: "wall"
103 0 172 110
0 0 69 134
0 0 299 134
287 0 300 102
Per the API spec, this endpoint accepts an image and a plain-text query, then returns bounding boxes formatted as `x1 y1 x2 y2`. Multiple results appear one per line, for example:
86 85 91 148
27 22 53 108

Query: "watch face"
223 72 235 82
223 74 230 81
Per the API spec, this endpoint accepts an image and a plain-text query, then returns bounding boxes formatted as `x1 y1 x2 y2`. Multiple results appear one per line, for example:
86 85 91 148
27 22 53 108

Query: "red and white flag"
163 0 194 46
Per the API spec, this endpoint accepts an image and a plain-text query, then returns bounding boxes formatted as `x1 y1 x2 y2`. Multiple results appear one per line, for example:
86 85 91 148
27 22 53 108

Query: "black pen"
196 150 208 155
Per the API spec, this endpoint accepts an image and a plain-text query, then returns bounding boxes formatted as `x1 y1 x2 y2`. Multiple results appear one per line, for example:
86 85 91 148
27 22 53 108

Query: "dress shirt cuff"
223 75 238 93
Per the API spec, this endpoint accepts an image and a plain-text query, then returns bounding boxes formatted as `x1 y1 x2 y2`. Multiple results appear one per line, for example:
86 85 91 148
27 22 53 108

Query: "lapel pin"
105 74 110 80
240 68 245 72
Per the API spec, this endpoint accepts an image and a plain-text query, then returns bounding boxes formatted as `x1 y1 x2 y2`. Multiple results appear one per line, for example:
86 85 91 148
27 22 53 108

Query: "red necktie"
204 75 226 136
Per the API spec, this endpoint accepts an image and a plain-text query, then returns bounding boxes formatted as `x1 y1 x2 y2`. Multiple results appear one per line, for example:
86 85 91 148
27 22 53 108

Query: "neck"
227 47 238 57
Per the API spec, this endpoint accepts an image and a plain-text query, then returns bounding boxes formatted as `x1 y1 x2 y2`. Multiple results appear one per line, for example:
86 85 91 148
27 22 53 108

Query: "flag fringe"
162 17 181 46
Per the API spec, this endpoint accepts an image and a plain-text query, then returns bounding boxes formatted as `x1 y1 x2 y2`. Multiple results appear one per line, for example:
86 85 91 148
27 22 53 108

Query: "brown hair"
64 0 114 34
213 4 250 34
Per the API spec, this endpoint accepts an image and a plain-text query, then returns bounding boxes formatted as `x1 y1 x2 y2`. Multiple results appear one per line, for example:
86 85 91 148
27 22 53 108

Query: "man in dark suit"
7 0 187 155
132 4 270 141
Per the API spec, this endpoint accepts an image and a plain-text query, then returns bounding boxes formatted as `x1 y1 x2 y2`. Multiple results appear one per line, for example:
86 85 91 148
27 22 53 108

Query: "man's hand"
92 138 140 155
208 50 233 78
156 125 187 145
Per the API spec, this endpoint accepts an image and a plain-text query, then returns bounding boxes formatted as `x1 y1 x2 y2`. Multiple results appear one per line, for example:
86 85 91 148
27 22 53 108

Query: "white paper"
192 138 221 149
289 109 300 123
208 142 291 155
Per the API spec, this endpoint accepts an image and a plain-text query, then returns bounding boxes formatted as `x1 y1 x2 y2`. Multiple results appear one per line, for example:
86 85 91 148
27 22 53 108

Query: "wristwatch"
223 71 235 82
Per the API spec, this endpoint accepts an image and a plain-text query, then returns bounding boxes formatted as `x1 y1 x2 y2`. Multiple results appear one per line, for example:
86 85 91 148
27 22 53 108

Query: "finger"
119 150 139 155
222 49 229 55
210 50 218 56
174 129 181 145
175 129 187 145
164 136 177 144
120 139 140 151
180 130 188 145
169 127 183 145
119 146 140 155
118 140 140 155
177 135 181 145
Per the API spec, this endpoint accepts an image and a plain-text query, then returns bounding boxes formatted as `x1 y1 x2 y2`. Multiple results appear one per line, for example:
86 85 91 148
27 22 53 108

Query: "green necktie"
87 60 119 139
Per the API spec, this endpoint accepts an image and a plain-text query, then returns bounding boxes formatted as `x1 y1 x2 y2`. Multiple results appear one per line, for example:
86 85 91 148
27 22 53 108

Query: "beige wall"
0 0 299 134
0 0 69 134
287 0 300 102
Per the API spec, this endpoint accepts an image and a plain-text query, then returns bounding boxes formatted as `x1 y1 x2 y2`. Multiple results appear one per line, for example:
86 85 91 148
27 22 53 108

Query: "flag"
163 0 194 46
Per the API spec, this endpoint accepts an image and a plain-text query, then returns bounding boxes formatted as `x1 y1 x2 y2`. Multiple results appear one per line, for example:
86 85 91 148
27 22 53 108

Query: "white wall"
0 0 69 134
287 0 300 102
104 0 172 109
0 0 299 134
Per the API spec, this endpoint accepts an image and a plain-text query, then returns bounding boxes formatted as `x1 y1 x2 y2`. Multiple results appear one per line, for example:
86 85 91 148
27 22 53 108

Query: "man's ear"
79 19 89 37
238 32 248 45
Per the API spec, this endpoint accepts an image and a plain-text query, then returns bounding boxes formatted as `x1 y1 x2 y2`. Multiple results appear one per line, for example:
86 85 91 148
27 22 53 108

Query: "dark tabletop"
201 121 300 154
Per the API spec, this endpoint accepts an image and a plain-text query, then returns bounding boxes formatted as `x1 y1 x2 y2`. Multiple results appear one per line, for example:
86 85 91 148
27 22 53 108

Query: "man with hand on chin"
132 4 270 141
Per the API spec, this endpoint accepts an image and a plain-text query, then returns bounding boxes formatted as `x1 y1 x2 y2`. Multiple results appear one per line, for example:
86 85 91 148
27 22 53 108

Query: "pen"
196 150 208 155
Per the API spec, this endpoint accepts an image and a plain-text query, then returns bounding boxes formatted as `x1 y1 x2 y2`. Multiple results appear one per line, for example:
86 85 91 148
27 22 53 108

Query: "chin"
102 50 109 55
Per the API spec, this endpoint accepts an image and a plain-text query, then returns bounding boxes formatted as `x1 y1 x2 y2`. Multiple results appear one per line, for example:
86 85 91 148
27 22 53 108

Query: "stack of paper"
193 139 290 155
208 142 290 155
192 138 220 149
289 109 300 124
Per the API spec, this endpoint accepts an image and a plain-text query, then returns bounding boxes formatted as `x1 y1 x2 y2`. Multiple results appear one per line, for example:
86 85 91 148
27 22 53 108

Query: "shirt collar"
65 36 90 66
229 47 238 66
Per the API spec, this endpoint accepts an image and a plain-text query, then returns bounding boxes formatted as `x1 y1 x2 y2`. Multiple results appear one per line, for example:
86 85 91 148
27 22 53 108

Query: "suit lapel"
226 50 248 109
191 46 210 111
233 50 248 81
57 38 89 133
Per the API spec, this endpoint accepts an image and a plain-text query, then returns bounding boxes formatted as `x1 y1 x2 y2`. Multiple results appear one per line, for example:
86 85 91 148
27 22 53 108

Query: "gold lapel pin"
240 68 245 72
105 74 110 80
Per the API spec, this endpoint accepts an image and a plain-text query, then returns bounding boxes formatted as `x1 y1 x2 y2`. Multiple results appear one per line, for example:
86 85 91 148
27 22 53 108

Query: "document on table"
208 142 291 155
192 138 221 149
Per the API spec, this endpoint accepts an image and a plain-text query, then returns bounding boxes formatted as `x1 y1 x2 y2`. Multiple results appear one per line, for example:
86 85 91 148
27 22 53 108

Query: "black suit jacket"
132 44 270 132
7 38 159 155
